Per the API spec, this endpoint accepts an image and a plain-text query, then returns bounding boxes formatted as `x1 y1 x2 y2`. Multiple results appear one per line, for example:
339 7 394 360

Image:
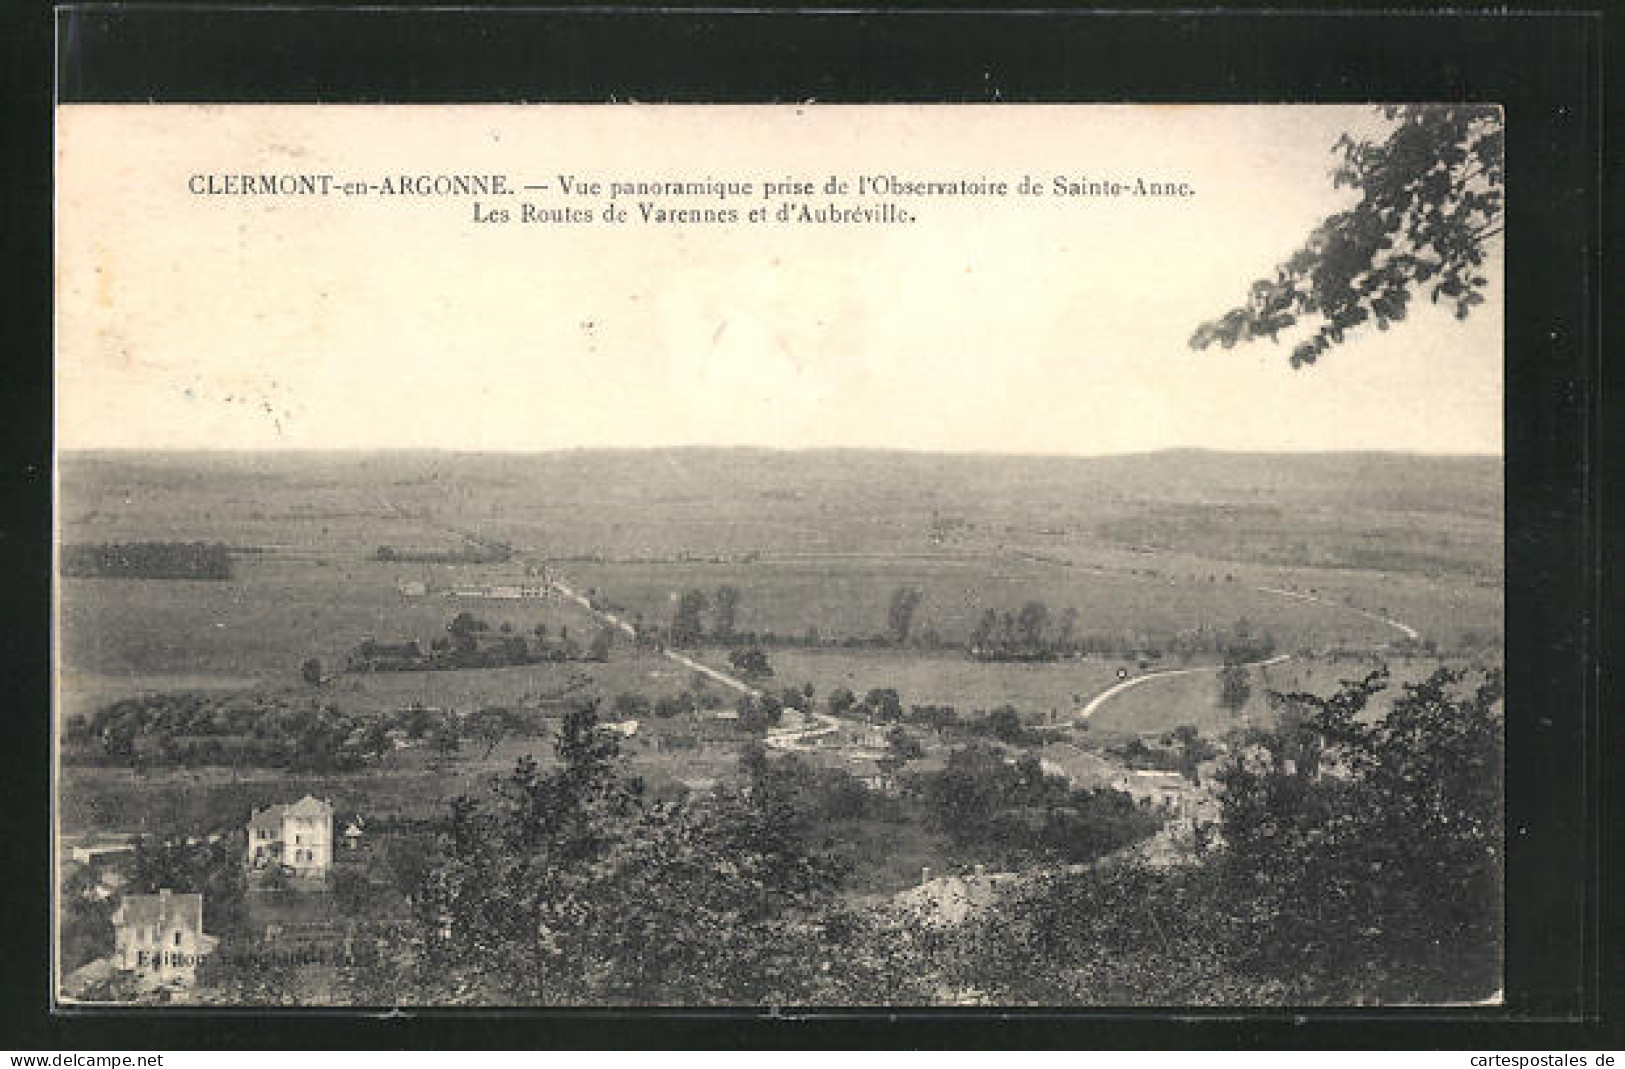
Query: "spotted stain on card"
93 247 114 310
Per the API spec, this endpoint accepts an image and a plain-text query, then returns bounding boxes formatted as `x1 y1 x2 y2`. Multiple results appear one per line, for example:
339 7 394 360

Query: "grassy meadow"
54 447 1502 845
731 647 1130 722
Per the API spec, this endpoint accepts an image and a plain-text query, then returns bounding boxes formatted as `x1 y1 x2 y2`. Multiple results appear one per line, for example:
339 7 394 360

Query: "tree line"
826 688 1047 745
64 693 377 772
658 583 1284 666
62 542 235 580
60 690 553 773
346 613 614 673
374 544 512 565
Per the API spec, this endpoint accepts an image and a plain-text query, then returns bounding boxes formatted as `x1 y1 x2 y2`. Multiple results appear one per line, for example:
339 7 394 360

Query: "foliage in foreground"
947 666 1504 1004
409 704 921 1003
397 666 1500 1005
1191 105 1502 367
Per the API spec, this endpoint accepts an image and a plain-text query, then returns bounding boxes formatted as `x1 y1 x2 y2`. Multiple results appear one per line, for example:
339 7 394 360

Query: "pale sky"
55 105 1502 455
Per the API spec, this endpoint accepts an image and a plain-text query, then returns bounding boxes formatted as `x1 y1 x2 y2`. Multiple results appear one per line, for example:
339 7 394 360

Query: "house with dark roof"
831 755 900 795
247 795 334 877
1111 769 1196 814
111 889 218 990
1038 742 1119 789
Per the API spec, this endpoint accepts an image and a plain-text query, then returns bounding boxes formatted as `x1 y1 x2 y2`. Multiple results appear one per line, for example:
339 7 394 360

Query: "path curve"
1078 652 1293 721
394 502 776 704
1254 585 1419 641
550 562 864 746
764 709 847 751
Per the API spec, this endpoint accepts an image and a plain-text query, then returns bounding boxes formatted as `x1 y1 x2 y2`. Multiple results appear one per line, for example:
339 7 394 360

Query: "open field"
60 456 450 556
562 555 1410 649
60 646 741 737
61 448 1501 570
996 543 1503 652
334 650 712 712
1085 662 1287 737
58 764 458 836
57 555 605 683
727 647 1132 722
1085 653 1498 738
57 448 1502 739
53 445 1504 1008
56 448 1502 851
57 687 753 837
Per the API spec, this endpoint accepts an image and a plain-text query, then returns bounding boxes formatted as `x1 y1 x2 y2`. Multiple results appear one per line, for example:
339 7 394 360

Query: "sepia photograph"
53 103 1506 1008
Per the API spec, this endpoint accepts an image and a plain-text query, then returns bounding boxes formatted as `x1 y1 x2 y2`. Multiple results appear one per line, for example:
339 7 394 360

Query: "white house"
112 889 218 990
247 795 334 877
1112 770 1194 814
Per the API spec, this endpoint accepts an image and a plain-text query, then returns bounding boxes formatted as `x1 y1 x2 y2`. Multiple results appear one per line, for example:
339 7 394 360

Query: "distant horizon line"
57 444 1504 461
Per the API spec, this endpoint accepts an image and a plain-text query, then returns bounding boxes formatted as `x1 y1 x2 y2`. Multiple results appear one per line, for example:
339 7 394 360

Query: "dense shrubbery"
61 691 546 772
59 866 116 973
947 666 1505 1004
62 541 235 580
66 693 376 772
638 580 1311 664
727 646 774 680
408 705 872 1004
828 692 1044 746
611 686 728 722
347 614 609 673
389 708 1157 1004
130 834 251 936
173 663 1501 1006
1109 726 1219 777
913 745 1161 865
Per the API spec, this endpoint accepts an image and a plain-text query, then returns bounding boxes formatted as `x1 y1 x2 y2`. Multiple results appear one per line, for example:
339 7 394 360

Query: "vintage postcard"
53 104 1504 1007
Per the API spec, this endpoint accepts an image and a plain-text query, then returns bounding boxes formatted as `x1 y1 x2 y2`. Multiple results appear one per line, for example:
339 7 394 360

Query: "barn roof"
285 794 333 818
247 804 286 830
250 794 331 828
114 890 204 932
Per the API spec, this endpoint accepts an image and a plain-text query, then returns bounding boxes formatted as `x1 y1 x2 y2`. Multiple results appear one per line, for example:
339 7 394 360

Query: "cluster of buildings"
445 582 550 600
395 575 555 600
62 795 359 1000
1039 740 1225 828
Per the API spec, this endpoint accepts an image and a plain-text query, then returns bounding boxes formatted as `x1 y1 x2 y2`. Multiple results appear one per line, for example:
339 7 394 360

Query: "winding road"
538 560 859 749
538 571 773 699
387 501 777 706
1077 652 1293 721
1253 585 1420 641
398 499 1421 741
763 709 847 751
1075 587 1420 722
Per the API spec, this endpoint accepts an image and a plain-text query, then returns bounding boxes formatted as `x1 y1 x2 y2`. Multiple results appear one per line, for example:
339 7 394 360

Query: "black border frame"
5 2 1615 1049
